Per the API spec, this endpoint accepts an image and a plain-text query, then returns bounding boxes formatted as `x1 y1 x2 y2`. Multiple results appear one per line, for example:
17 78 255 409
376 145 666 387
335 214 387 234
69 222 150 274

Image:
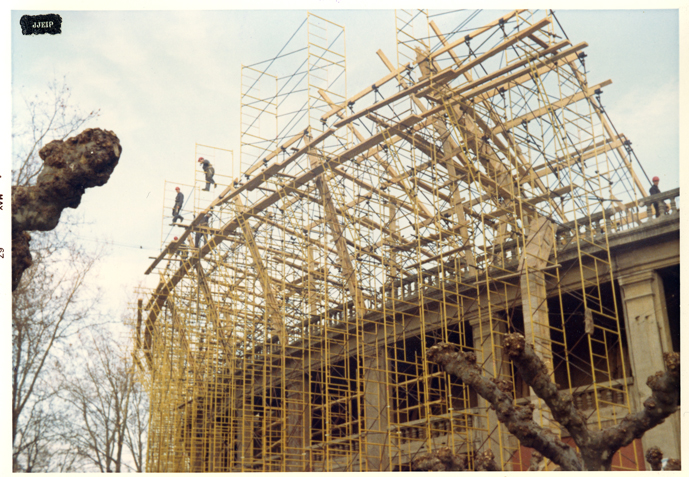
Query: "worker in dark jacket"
195 213 211 248
198 157 216 191
649 176 662 218
172 187 184 223
173 236 188 260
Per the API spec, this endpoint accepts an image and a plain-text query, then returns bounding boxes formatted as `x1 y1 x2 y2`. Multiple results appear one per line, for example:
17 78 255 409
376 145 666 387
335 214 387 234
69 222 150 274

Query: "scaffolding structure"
134 9 650 471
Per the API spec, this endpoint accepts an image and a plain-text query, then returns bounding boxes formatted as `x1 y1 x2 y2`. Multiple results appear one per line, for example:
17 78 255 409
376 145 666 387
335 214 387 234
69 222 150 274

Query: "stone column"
470 315 513 470
191 409 206 472
519 216 555 371
285 371 309 471
362 343 390 471
238 399 255 471
618 270 679 458
518 216 561 472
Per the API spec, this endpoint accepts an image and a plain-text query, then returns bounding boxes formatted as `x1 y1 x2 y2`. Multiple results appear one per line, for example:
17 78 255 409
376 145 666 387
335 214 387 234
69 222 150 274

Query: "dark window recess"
393 462 414 471
213 398 232 469
503 281 631 398
310 357 361 441
389 336 424 424
548 281 630 389
310 372 324 442
179 392 236 471
389 323 477 424
243 389 283 460
231 409 241 468
658 265 680 353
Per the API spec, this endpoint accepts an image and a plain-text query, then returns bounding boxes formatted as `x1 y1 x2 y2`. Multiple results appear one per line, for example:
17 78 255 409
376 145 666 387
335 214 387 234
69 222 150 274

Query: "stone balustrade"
554 187 680 244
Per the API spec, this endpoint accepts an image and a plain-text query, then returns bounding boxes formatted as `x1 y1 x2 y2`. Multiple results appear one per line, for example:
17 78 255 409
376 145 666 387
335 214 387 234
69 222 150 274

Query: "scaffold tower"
133 9 653 472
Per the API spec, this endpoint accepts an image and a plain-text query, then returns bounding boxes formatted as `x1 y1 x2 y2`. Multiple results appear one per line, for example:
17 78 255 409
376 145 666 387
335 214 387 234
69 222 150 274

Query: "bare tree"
124 376 149 472
427 334 680 471
55 328 148 472
11 78 119 472
12 228 105 471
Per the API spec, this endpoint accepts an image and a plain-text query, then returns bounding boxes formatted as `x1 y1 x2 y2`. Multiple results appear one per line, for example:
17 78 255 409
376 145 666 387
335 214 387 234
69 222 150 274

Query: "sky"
5 2 685 325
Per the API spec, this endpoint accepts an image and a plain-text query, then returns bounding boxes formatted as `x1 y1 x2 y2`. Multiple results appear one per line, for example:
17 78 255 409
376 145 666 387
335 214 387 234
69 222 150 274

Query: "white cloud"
607 78 679 188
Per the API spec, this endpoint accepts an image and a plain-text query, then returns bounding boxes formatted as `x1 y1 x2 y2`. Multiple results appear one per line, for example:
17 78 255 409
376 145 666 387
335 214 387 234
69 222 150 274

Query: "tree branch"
645 446 663 471
528 450 545 471
427 343 583 471
588 352 680 464
412 446 466 471
503 333 591 446
474 449 500 471
432 335 680 471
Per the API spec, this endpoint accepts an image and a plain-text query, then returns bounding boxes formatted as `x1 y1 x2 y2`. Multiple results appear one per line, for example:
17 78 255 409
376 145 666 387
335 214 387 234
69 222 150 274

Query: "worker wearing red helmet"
198 157 216 191
172 236 188 260
649 176 663 218
172 186 184 223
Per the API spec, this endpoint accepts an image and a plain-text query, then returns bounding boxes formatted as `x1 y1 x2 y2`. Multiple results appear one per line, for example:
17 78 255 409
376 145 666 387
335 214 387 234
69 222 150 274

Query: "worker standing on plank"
173 236 188 260
649 176 662 218
198 157 216 191
195 213 210 248
172 187 184 223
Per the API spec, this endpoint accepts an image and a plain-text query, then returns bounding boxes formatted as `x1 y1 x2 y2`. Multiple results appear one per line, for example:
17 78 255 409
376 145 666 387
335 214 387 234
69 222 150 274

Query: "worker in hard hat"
173 236 188 260
172 186 184 223
198 157 216 191
195 213 211 248
649 176 663 218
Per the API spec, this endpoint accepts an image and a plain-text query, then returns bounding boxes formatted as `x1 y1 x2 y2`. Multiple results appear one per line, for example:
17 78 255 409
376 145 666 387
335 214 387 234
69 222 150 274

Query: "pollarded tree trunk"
11 127 121 290
427 334 680 471
412 446 467 471
645 446 681 471
411 446 500 472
